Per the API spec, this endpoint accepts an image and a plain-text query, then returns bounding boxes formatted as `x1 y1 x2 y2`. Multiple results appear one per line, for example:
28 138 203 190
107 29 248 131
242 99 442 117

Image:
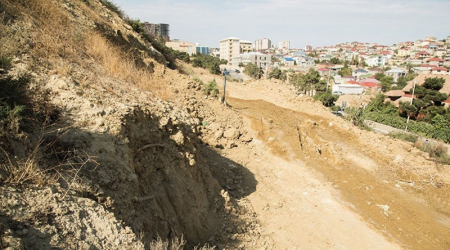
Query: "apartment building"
143 22 170 41
232 52 272 68
240 40 253 53
165 40 196 55
279 40 290 49
220 37 254 65
220 37 241 65
255 38 272 51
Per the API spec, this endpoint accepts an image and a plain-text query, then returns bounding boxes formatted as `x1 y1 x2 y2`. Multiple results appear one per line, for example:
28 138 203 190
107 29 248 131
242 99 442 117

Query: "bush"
0 75 30 136
203 79 219 97
414 139 450 164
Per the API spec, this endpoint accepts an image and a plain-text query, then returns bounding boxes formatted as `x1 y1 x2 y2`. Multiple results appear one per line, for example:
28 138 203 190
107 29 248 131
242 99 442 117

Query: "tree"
208 62 221 75
315 90 338 107
219 59 228 65
330 57 341 64
244 63 264 79
338 66 352 77
238 62 244 67
374 72 386 81
380 76 394 92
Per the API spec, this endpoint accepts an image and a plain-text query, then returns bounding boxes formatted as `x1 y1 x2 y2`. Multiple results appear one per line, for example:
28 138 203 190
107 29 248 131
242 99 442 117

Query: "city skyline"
114 0 450 49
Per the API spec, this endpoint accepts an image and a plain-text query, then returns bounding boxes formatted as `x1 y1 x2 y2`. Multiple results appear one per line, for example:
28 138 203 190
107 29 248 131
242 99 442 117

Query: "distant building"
196 44 209 55
220 37 241 65
232 52 272 68
255 38 272 51
305 45 313 51
279 41 290 49
220 37 254 65
240 40 253 53
165 40 196 55
143 22 170 41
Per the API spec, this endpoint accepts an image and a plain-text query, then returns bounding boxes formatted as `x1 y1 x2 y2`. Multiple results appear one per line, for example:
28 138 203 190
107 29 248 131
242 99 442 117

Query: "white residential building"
232 52 272 68
220 37 240 65
255 38 272 51
278 40 290 49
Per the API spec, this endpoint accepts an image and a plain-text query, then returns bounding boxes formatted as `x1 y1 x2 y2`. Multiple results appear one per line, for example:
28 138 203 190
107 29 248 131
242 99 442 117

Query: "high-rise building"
143 22 170 41
220 37 241 65
255 38 272 51
278 41 290 49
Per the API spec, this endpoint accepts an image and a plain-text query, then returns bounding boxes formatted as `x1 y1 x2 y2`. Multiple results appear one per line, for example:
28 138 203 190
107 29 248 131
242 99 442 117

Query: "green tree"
244 63 264 79
238 62 244 67
338 66 352 77
374 72 386 81
315 90 339 107
380 76 394 92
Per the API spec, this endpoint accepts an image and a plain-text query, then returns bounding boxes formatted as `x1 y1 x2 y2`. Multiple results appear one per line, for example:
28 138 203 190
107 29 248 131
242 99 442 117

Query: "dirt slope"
212 77 450 249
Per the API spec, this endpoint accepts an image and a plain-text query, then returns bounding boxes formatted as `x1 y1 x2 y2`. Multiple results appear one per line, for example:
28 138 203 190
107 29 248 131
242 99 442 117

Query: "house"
318 67 330 77
333 84 364 95
385 89 405 102
426 58 445 67
353 68 369 78
283 57 295 67
232 52 272 68
385 68 407 82
402 74 450 95
431 67 450 75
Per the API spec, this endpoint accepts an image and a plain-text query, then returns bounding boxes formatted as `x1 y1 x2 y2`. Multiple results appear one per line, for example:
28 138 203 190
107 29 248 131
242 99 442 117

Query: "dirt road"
213 79 450 249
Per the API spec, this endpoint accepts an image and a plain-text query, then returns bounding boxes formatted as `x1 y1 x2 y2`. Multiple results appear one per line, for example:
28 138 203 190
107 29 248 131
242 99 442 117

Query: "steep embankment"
0 0 264 249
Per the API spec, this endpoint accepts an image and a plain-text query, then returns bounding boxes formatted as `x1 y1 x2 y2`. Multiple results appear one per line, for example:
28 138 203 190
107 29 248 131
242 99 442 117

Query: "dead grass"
148 236 215 250
415 139 450 165
84 31 167 97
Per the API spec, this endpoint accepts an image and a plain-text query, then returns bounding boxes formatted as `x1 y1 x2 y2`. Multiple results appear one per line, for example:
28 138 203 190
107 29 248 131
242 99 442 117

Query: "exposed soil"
201 75 450 249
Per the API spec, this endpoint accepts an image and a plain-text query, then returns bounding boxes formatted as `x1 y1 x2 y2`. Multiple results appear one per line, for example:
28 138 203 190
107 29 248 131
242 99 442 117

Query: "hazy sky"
114 0 450 49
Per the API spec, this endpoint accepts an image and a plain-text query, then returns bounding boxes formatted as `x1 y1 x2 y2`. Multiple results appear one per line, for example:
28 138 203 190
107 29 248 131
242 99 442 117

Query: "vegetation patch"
203 79 219 97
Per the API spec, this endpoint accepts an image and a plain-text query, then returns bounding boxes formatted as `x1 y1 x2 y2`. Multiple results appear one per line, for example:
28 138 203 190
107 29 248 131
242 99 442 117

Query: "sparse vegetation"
203 79 219 97
414 139 450 165
244 63 264 79
191 53 221 75
388 131 419 143
99 0 123 17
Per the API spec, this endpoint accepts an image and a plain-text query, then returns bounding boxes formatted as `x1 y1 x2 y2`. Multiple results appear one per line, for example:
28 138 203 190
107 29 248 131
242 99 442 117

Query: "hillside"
1 0 450 249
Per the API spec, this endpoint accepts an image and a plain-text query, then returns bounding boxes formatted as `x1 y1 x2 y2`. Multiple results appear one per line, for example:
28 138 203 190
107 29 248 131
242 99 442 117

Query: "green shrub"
203 79 219 97
0 74 30 137
0 56 12 69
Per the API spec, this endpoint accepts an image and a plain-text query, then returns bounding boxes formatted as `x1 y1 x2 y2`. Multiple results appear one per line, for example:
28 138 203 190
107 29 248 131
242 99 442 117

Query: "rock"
239 134 253 143
171 130 185 145
224 128 239 140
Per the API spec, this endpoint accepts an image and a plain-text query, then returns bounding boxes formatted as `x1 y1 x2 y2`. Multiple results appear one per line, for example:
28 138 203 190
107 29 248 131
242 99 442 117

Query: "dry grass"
0 145 44 185
84 31 167 96
415 139 450 165
148 236 215 250
0 14 18 68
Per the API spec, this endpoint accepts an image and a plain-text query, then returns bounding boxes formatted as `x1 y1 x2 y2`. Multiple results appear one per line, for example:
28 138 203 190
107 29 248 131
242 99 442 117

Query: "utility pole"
405 80 417 132
222 70 229 103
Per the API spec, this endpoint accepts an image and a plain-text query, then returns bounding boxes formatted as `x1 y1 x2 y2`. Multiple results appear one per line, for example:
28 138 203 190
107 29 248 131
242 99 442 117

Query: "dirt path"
206 78 450 249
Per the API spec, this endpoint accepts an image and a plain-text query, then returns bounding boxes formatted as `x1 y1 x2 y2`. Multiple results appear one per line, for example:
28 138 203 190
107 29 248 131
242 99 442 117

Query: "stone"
224 128 239 140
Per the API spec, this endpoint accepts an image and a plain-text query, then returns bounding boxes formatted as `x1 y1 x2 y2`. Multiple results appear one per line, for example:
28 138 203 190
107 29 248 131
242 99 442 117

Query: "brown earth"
195 73 450 249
